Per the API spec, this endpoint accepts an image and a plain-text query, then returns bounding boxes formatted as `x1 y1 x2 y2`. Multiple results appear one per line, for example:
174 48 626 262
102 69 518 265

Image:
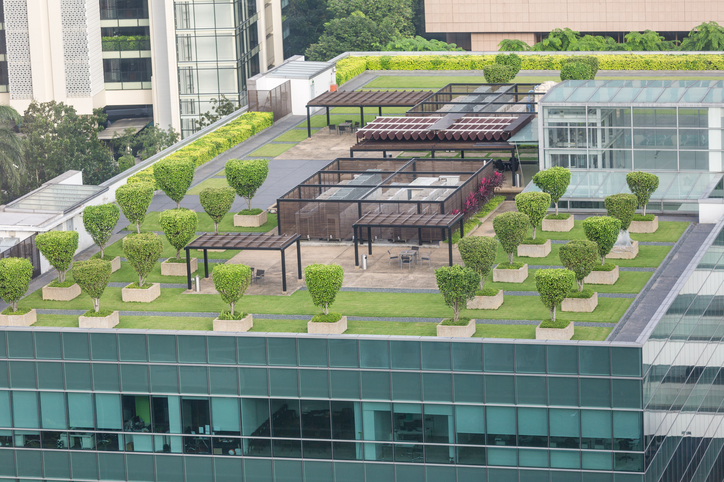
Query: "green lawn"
122 211 278 235
274 129 318 142
109 260 200 284
188 177 230 195
106 236 241 261
248 144 295 157
538 220 688 243
495 241 671 268
485 269 650 294
297 114 388 129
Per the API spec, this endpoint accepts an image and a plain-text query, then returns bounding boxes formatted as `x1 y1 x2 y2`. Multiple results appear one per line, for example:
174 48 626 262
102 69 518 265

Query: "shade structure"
356 115 533 142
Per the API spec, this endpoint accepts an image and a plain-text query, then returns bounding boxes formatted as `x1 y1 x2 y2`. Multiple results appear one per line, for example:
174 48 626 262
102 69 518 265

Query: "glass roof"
542 80 724 105
7 184 106 212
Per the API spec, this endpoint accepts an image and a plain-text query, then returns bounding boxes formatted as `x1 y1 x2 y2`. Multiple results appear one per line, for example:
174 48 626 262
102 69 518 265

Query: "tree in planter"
304 264 344 316
159 209 198 260
83 203 120 259
604 193 638 235
225 159 269 214
434 265 480 323
116 182 154 234
582 216 621 265
0 258 33 312
212 263 252 318
492 211 530 264
153 158 195 209
532 167 571 215
535 269 575 322
559 240 598 292
458 236 497 290
199 187 236 234
36 230 79 283
626 171 659 217
515 192 551 239
122 233 163 288
72 259 112 313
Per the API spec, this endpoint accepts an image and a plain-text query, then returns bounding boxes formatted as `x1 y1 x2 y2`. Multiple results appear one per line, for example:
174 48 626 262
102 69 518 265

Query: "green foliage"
153 158 195 209
624 30 677 51
534 268 575 322
458 236 497 289
560 61 594 81
633 214 655 222
327 0 416 37
477 287 500 297
440 317 472 326
118 155 135 172
532 167 571 215
218 310 247 321
546 213 570 220
539 319 571 329
383 36 463 51
564 55 599 76
305 264 344 315
305 12 394 61
680 22 724 51
122 233 163 287
101 35 150 51
196 95 238 129
159 209 199 260
582 216 621 265
483 64 514 83
283 0 329 57
515 192 551 239
566 288 595 299
605 194 638 231
115 182 154 234
82 203 120 258
435 265 480 322
626 171 659 216
496 261 526 270
493 211 530 264
239 208 263 216
498 39 530 51
226 159 269 211
0 105 24 202
212 263 252 315
559 240 598 291
72 259 112 312
532 28 581 51
593 261 617 272
199 187 236 234
495 53 522 76
310 312 343 323
36 230 79 283
521 237 548 245
0 257 33 312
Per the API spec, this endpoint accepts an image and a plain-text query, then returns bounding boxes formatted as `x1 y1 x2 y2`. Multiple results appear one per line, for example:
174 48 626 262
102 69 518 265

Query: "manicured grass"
297 114 388 129
472 323 611 340
188 177 230 195
274 129 318 142
248 143 295 157
485 269 651 294
109 261 201 284
105 236 240 261
536 220 688 243
122 211 277 235
329 106 410 114
494 241 671 268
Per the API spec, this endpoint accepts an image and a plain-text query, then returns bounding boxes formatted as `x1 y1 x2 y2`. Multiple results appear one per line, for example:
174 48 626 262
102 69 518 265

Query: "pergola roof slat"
307 90 433 108
187 232 300 251
353 212 463 229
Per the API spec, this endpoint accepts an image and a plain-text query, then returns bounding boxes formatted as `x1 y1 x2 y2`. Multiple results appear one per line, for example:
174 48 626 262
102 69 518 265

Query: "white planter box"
517 239 551 258
122 282 161 302
0 309 37 327
234 211 267 227
109 256 121 273
437 318 476 337
536 321 574 340
542 215 574 232
79 310 120 329
584 265 619 285
561 292 598 312
213 314 254 332
629 216 658 233
493 264 528 283
308 316 348 334
467 290 504 310
607 240 639 260
161 258 197 276
43 283 81 301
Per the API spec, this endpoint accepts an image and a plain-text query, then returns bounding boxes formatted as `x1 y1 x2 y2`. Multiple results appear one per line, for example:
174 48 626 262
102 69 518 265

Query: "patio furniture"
328 125 337 135
400 250 416 269
353 121 360 132
387 250 399 265
338 121 353 134
253 269 265 283
419 251 432 267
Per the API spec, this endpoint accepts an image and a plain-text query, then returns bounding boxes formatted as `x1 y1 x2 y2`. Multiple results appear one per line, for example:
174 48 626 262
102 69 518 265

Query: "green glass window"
396 464 424 482
331 370 360 399
9 361 35 388
454 374 483 403
68 393 94 430
90 333 117 361
13 391 38 428
392 402 422 443
580 378 611 407
391 372 420 401
7 331 33 358
360 371 389 400
126 454 154 481
211 397 240 436
299 339 328 367
93 363 119 391
186 454 213 481
452 342 482 371
178 335 207 364
239 367 268 396
209 366 238 395
582 451 612 470
487 447 517 466
550 408 579 449
214 457 242 482
457 466 488 482
0 391 10 427
613 411 642 451
237 337 267 365
241 398 269 436
267 338 297 366
518 408 547 447
486 375 515 404
180 366 208 394
301 399 331 439
487 406 515 446
245 458 273 482
0 447 12 476
421 341 451 371
0 332 5 358
37 362 63 390
62 333 89 360
148 335 177 362
65 362 92 391
269 368 299 397
611 348 641 377
96 393 122 430
612 379 642 409
119 334 147 362
517 376 546 405
484 344 514 372
455 405 484 445
44 450 70 479
207 336 236 364
16 449 42 478
305 461 333 482
35 332 62 359
361 402 391 441
359 340 389 368
40 392 66 429
581 410 612 450
547 345 577 374
423 373 452 401
157 455 184 481
299 369 330 398
331 401 359 440
329 339 358 368
548 377 578 406
579 346 610 375
519 448 548 467
150 365 178 393
551 450 580 469
516 345 545 373
98 453 125 480
71 451 98 479
120 364 149 392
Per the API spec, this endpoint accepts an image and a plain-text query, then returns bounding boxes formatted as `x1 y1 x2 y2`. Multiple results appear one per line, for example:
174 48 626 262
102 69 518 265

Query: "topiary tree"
122 232 163 287
493 211 530 264
535 268 575 322
118 155 135 172
434 265 480 322
483 64 514 83
226 159 269 213
559 240 598 292
213 263 252 317
199 187 236 234
626 171 659 216
116 182 154 234
495 53 522 76
159 209 198 260
604 194 638 232
0 257 33 312
83 203 120 259
582 216 621 265
560 61 594 81
153 158 195 209
515 192 551 239
532 167 571 215
565 55 599 77
304 264 344 315
458 236 498 289
72 259 112 313
36 230 79 283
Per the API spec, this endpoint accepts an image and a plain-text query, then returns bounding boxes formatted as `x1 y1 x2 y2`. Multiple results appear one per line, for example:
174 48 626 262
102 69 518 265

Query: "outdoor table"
399 249 417 268
338 121 353 134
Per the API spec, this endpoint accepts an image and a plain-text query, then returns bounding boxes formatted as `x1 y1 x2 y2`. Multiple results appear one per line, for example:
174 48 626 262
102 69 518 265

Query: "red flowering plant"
458 173 504 220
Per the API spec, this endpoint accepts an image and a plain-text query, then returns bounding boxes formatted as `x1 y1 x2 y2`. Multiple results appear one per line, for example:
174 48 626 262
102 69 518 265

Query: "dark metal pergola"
352 212 464 268
350 139 516 158
184 233 302 293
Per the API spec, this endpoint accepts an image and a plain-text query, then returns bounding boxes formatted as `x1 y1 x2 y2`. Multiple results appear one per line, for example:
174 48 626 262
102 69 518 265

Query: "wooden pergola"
184 233 302 293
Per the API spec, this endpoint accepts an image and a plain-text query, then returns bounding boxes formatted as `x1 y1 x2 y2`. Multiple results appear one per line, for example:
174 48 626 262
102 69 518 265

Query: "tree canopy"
306 12 394 61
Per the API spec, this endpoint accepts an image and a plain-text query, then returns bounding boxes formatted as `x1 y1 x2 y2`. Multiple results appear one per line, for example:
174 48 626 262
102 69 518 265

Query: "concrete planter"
467 290 504 310
122 282 161 302
493 264 528 283
517 239 551 258
0 309 37 327
161 258 197 276
437 318 476 337
629 216 658 233
607 240 639 259
584 265 619 285
79 310 120 329
107 256 121 273
536 321 574 340
213 314 254 332
43 283 81 301
234 211 267 227
542 215 574 232
308 316 348 334
561 292 598 312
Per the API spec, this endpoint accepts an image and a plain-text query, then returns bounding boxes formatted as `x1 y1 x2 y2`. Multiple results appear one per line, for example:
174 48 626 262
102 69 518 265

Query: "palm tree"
0 105 24 199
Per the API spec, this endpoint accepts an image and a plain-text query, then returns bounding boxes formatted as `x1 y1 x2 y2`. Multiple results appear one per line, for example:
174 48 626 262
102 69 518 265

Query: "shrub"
83 203 120 259
559 240 598 291
626 171 659 216
159 209 198 260
226 159 269 212
458 236 497 289
122 232 163 287
199 187 236 234
582 216 621 265
435 265 480 323
483 64 514 83
560 61 594 80
0 258 33 312
72 259 112 313
532 167 571 215
605 193 638 231
118 155 135 172
212 263 252 315
305 264 344 315
116 183 154 234
564 55 599 76
153 158 195 209
515 192 551 239
36 230 79 283
493 211 530 264
495 53 522 76
535 268 575 322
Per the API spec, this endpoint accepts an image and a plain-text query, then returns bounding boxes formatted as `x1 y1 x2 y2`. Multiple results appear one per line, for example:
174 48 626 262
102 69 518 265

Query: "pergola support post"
296 239 302 279
354 226 359 267
326 107 330 127
186 247 192 290
448 228 453 266
360 106 364 127
306 106 311 138
203 249 209 278
367 227 372 255
281 250 287 293
460 218 464 240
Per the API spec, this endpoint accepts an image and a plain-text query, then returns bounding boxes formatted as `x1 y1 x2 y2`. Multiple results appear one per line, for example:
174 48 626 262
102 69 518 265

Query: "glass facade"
0 0 7 93
100 0 152 90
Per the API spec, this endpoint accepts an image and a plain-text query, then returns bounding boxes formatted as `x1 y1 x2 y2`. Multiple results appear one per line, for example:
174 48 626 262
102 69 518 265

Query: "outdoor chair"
400 255 414 270
420 251 432 267
328 125 337 135
253 269 265 283
353 121 360 132
387 250 399 265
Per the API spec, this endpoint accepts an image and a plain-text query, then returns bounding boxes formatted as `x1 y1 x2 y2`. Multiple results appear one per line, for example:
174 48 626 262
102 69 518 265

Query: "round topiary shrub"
493 211 530 264
515 192 551 239
36 230 79 283
435 265 480 323
560 61 593 81
532 167 571 215
199 187 236 234
226 159 270 213
0 257 33 312
118 155 135 172
483 64 514 83
305 264 344 315
122 232 163 288
213 263 252 318
534 268 575 322
72 259 112 313
565 55 599 77
495 53 522 77
582 216 621 265
626 171 659 216
159 209 198 260
604 193 638 231
559 240 599 292
116 182 154 234
153 158 195 209
83 203 120 259
458 236 498 289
